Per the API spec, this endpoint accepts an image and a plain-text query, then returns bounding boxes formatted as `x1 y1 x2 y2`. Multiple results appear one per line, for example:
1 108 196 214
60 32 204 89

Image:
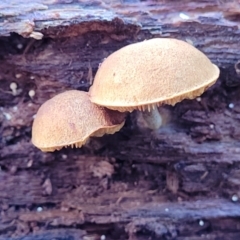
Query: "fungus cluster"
32 38 220 152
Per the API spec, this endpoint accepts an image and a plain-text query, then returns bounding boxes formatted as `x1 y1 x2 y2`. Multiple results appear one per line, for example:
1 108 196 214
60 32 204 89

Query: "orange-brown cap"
89 38 220 112
32 90 125 152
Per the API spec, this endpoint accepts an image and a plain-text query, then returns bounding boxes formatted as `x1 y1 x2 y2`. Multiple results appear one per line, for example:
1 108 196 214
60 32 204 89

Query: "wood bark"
1 0 240 239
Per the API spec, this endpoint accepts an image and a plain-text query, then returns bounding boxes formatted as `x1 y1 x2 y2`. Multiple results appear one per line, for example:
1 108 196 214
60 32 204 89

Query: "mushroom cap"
32 90 125 152
89 38 220 112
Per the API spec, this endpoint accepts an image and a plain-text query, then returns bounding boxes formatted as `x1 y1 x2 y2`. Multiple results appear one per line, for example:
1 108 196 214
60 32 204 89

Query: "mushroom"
32 90 125 152
89 38 220 129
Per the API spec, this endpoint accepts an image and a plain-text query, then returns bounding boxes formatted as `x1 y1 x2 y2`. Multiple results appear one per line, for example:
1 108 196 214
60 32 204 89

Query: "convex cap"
32 90 125 152
90 38 220 112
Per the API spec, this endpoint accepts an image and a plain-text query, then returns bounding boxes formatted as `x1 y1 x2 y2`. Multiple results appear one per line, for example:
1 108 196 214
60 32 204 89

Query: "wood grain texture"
1 0 240 239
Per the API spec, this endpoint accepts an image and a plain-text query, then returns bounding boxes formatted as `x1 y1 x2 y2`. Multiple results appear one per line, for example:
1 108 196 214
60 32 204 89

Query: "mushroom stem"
142 107 162 130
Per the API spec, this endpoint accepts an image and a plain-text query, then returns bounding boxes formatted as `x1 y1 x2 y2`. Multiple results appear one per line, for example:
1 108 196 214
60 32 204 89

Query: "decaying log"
1 0 240 239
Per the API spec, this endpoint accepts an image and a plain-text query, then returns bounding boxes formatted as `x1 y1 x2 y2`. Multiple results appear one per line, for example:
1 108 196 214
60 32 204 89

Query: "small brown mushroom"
89 38 220 129
32 90 125 152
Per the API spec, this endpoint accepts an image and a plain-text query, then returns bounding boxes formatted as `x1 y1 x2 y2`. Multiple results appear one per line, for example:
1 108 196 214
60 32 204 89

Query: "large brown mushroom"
32 90 125 152
89 38 220 129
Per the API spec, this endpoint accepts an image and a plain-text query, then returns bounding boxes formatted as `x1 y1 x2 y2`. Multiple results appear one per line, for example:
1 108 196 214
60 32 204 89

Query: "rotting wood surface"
1 0 240 239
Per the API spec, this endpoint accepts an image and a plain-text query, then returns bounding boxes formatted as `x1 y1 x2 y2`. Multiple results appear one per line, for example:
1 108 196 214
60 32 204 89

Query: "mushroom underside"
96 81 215 113
91 82 215 130
39 121 125 152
